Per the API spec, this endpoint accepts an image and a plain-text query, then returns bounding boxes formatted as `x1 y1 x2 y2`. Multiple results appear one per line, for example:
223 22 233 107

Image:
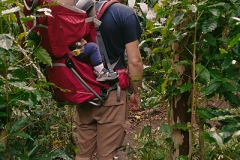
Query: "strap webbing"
96 28 115 73
95 0 107 15
107 82 121 102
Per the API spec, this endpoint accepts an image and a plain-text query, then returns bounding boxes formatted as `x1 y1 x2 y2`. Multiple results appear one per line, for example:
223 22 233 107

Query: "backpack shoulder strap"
95 0 121 102
95 0 119 19
94 0 120 73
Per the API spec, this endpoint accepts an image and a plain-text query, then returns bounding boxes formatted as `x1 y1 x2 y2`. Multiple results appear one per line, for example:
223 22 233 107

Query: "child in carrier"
70 38 118 82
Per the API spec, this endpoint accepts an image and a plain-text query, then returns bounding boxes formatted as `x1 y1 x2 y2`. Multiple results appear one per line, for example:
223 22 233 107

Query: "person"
71 38 118 81
74 0 143 159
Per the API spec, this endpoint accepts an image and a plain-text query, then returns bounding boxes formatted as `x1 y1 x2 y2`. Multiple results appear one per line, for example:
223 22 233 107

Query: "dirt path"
117 105 167 160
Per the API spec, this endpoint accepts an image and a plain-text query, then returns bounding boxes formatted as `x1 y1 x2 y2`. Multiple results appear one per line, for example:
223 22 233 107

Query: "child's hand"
80 38 87 46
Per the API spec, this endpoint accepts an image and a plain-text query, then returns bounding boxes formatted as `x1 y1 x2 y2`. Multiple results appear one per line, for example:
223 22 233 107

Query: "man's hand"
129 93 140 112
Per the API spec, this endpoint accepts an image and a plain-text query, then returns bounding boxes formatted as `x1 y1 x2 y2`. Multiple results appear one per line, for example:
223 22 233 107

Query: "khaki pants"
74 90 130 160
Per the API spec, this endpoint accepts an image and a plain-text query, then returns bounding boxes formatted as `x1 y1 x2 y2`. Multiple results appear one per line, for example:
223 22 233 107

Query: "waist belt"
107 82 121 102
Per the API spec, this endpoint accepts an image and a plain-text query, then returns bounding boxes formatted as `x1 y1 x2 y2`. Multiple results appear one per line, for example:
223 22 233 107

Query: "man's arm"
126 40 143 94
126 39 143 108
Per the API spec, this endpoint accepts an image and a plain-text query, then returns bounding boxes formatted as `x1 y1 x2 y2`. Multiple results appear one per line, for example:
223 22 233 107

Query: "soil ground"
116 104 168 160
116 96 229 160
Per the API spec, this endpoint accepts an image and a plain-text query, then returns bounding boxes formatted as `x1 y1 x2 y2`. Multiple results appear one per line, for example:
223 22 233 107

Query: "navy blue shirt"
99 3 142 69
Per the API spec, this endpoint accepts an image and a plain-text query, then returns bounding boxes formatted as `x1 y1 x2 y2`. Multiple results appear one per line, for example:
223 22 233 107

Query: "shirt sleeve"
123 13 142 44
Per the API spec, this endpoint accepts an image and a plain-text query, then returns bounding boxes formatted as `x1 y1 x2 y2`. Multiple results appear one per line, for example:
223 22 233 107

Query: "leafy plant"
1 0 240 159
127 123 171 160
0 1 75 159
133 0 240 159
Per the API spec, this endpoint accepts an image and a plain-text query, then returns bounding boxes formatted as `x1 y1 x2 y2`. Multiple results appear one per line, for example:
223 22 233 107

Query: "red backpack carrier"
23 0 127 106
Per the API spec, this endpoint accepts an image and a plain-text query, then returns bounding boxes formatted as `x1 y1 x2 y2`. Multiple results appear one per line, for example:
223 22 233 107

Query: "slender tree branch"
188 12 198 160
14 40 45 79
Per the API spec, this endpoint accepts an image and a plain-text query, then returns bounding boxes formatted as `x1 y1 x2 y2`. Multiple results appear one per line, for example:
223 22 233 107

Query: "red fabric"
46 56 108 104
24 0 96 59
23 0 128 104
115 68 129 89
47 6 96 59
24 0 102 104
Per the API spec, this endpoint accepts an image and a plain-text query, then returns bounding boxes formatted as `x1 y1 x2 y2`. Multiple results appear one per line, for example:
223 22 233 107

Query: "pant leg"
96 90 130 160
74 105 98 159
74 90 130 160
76 42 102 66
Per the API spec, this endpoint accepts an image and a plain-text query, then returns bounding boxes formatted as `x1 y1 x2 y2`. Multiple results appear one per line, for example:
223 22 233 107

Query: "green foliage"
34 46 52 67
0 0 74 159
134 0 240 159
1 0 240 159
127 123 171 160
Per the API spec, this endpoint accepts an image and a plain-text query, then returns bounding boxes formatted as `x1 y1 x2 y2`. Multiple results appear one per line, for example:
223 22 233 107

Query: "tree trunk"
170 87 191 159
170 38 192 159
0 129 7 149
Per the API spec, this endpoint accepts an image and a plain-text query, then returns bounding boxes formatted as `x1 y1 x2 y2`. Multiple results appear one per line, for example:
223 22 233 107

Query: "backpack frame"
23 0 126 106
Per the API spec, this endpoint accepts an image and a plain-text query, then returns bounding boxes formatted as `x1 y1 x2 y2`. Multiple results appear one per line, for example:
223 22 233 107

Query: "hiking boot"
96 68 118 82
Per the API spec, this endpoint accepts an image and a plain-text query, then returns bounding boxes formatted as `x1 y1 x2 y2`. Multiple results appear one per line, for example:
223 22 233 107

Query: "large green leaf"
197 108 214 120
10 132 33 141
202 132 215 143
0 112 7 117
18 99 34 107
210 132 223 146
9 81 35 91
225 92 240 108
10 118 29 133
140 126 151 138
221 56 232 70
34 47 52 66
175 60 191 65
9 82 27 88
209 8 220 17
196 64 210 83
2 6 20 15
202 20 218 34
0 142 5 150
204 33 216 46
209 69 222 79
162 59 171 72
208 2 226 8
177 83 193 93
172 122 189 131
228 33 240 48
160 123 171 137
188 4 197 13
28 140 39 157
222 81 237 92
172 12 185 25
219 48 228 54
0 34 13 50
201 79 221 96
219 132 231 141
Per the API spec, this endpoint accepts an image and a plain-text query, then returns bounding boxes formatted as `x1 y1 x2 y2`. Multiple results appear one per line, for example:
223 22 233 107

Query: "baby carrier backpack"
23 0 129 106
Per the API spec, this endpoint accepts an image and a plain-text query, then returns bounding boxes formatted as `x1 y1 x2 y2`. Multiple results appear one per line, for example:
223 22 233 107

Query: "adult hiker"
74 0 143 159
